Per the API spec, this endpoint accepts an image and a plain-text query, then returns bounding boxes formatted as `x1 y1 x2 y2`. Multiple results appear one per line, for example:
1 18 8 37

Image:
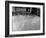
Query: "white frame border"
9 3 43 35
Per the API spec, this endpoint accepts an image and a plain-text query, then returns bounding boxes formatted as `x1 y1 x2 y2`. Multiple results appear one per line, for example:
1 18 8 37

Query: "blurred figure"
12 7 40 31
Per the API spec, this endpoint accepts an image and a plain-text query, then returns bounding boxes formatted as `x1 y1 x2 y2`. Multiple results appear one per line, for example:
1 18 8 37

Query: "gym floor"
12 15 40 31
